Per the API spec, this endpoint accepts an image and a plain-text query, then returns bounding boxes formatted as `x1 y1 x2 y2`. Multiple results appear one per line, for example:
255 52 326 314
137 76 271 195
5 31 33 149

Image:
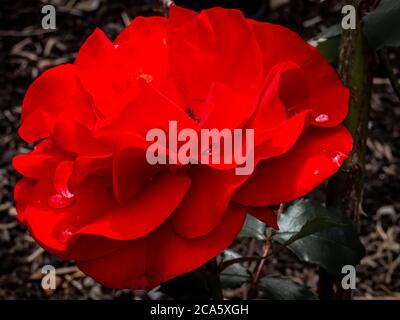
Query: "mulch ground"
0 0 398 299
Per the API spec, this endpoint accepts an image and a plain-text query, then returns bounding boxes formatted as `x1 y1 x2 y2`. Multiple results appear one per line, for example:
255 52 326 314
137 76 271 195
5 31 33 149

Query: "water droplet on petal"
60 188 74 199
315 114 329 123
114 44 119 49
138 73 153 83
331 152 347 167
313 170 319 176
58 226 75 244
138 274 149 289
48 192 75 209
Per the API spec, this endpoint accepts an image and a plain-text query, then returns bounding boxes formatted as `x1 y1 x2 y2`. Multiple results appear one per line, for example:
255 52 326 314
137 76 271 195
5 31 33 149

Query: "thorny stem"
248 229 273 298
323 0 375 300
219 255 267 272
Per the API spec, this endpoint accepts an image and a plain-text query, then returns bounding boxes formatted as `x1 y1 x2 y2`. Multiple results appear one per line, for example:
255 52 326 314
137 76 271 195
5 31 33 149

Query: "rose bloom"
13 6 352 289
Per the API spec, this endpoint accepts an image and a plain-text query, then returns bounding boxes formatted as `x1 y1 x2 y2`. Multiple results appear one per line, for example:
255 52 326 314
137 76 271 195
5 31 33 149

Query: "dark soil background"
0 0 399 300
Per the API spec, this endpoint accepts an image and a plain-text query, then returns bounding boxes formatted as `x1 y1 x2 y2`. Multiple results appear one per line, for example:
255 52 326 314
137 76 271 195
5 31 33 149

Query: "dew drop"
313 170 319 176
114 44 119 49
60 188 74 199
315 114 329 123
331 152 347 167
138 73 153 83
48 192 75 209
58 226 75 244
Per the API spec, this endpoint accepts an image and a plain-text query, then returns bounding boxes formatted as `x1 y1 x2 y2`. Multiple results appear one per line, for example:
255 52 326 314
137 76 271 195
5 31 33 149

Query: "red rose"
13 6 352 289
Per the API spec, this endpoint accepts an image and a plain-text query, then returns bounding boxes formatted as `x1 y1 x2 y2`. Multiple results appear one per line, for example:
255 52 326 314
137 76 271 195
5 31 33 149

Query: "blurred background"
0 0 399 299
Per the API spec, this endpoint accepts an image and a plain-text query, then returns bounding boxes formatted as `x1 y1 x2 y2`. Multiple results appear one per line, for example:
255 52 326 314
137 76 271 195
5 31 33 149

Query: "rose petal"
78 171 191 240
201 82 255 130
168 8 263 102
255 110 310 159
246 62 308 143
169 5 198 27
18 109 55 143
53 161 74 197
25 171 191 257
233 126 353 206
114 16 168 88
75 29 140 119
14 178 36 223
21 64 93 128
247 207 279 230
112 135 160 204
171 166 248 238
76 203 246 289
250 21 348 127
95 82 199 138
13 140 67 178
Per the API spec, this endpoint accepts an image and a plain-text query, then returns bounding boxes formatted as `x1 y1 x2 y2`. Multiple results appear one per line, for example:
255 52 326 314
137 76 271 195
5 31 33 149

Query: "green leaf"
238 214 266 240
273 199 365 277
316 36 341 65
219 250 251 289
258 276 318 300
312 24 341 65
283 216 346 246
363 0 400 50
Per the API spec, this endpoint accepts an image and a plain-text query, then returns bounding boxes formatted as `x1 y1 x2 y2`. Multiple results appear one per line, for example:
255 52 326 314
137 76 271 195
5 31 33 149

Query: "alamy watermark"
146 121 255 176
39 263 357 291
41 5 56 30
40 3 356 31
341 265 357 290
41 264 56 290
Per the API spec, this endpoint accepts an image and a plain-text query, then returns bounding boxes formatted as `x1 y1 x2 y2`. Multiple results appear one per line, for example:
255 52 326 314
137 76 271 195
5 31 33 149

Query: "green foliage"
363 0 400 50
315 24 342 65
273 199 365 277
258 276 318 300
210 198 366 299
219 250 251 289
317 37 341 65
238 214 266 240
281 215 346 246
